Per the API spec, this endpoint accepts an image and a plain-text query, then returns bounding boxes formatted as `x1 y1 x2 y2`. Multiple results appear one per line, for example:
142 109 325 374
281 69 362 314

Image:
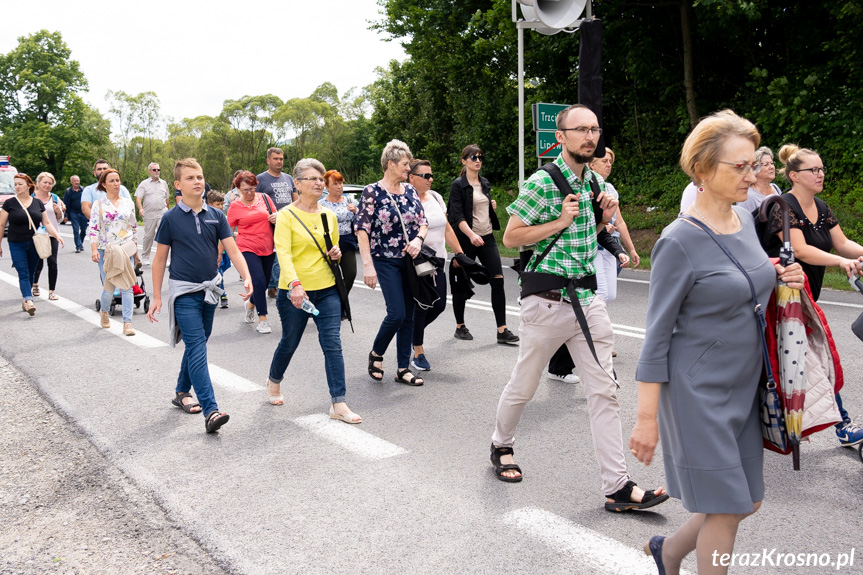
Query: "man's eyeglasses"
413 173 434 180
718 161 762 175
296 177 325 183
796 167 826 176
468 154 484 162
559 126 602 136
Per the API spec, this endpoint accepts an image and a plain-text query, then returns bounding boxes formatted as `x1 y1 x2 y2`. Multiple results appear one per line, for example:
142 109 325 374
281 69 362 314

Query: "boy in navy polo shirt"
147 158 252 433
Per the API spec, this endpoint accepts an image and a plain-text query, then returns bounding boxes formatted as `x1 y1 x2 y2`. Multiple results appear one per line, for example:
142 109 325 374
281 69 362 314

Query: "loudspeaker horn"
517 0 588 35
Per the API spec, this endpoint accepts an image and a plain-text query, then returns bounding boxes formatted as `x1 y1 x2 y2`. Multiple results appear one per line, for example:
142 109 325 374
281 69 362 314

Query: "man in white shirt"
135 162 171 265
81 159 132 219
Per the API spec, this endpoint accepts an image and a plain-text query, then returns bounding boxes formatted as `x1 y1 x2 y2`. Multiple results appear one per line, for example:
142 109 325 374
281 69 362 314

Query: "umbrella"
760 195 807 469
319 214 353 333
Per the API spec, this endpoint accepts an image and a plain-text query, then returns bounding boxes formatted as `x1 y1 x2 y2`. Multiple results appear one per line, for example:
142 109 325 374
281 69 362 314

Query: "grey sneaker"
256 319 272 334
244 306 256 324
454 326 473 340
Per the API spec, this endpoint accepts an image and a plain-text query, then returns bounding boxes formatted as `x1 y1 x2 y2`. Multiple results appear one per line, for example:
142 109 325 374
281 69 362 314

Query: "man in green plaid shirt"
489 104 669 513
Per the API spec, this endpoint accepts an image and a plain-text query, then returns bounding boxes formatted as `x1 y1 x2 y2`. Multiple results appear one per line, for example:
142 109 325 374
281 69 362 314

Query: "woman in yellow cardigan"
265 158 361 424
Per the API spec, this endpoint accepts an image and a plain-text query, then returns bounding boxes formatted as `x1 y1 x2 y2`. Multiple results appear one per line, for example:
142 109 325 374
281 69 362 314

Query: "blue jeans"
8 240 39 301
218 251 231 292
372 256 415 369
269 286 346 403
268 257 281 290
97 249 134 323
69 211 88 250
835 392 850 426
174 291 219 416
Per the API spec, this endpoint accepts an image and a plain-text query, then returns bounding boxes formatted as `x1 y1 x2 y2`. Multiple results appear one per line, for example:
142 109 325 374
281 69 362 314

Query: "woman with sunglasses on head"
764 144 863 449
356 139 429 386
32 172 66 300
738 146 781 213
0 173 65 316
407 159 465 371
447 145 518 345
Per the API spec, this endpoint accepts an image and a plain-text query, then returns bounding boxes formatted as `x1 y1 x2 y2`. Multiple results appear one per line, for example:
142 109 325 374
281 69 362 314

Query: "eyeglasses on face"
717 160 762 175
151 168 160 172
296 177 325 183
560 126 602 136
795 167 826 176
468 154 484 162
413 173 434 180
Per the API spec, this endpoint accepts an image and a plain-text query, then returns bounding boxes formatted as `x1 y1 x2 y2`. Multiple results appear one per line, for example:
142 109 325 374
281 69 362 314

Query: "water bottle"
288 289 319 316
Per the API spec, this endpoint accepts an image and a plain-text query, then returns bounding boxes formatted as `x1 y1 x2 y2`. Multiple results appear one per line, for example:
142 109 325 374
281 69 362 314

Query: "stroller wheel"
143 297 150 313
95 299 101 312
110 303 117 316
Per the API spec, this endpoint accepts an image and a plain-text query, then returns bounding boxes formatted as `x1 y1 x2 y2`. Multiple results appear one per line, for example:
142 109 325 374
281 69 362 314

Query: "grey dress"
636 207 775 514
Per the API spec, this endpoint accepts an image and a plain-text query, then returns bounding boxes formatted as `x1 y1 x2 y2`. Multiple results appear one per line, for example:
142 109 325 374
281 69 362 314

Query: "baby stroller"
94 264 151 316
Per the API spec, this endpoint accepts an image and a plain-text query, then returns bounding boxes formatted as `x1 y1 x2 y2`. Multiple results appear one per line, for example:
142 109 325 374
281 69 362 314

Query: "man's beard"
563 146 595 165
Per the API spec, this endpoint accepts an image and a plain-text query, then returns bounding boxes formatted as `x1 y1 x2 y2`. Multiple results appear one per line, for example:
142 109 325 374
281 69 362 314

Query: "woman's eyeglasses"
412 173 434 180
795 167 826 176
468 154 484 162
718 161 762 175
296 177 325 183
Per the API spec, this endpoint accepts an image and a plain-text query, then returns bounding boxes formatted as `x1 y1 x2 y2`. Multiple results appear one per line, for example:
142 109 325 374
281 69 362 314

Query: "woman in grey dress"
629 110 805 575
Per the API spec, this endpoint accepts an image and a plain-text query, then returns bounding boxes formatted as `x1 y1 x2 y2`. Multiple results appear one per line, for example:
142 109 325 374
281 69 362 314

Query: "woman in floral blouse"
319 170 358 295
88 168 139 336
356 139 428 386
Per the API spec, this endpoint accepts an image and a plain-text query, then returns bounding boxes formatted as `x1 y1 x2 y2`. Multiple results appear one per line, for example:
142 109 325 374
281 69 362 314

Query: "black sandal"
490 443 523 483
205 410 230 433
605 480 669 512
368 351 384 381
171 392 201 414
395 368 423 386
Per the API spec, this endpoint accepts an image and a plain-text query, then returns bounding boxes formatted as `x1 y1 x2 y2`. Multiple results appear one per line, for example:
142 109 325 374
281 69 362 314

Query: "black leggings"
412 268 447 345
548 344 575 376
340 250 358 295
451 232 507 328
34 237 59 291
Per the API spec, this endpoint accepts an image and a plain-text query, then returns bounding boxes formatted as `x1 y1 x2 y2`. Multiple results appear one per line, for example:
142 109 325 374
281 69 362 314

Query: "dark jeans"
340 250 358 295
174 291 219 417
8 240 39 301
269 286 346 402
413 267 447 346
452 232 507 327
34 237 59 290
69 211 88 250
372 256 415 369
836 392 850 426
243 251 275 316
268 257 281 291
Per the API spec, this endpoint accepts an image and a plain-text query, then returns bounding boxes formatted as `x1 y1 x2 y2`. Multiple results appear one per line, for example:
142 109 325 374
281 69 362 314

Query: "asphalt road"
2 228 862 574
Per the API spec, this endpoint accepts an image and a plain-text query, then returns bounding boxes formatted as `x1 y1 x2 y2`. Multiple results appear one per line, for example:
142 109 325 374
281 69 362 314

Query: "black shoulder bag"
287 208 354 332
679 214 788 454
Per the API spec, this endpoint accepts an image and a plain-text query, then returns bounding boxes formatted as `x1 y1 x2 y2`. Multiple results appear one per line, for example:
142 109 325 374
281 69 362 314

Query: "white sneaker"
256 319 272 334
548 372 580 384
244 306 256 324
141 259 150 266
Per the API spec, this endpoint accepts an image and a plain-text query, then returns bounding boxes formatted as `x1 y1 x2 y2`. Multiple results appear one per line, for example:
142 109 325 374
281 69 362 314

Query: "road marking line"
504 507 693 574
208 363 263 393
0 271 166 348
618 277 651 284
293 413 408 460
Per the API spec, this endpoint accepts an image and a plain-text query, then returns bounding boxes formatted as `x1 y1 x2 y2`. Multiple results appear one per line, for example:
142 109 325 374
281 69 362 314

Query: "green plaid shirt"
507 155 604 306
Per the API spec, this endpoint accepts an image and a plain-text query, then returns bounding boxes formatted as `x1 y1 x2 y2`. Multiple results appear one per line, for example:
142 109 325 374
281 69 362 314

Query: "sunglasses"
467 154 484 162
413 173 434 180
151 168 160 171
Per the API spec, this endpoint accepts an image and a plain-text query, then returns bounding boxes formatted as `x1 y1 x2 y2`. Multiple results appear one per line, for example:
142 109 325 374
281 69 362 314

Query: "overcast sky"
2 0 406 136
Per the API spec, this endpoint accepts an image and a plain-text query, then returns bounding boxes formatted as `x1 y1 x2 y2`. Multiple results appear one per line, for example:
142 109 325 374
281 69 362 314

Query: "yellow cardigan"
274 205 340 291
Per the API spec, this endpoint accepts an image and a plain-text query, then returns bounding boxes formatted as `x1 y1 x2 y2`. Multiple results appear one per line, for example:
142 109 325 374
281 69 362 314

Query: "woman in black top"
766 144 863 448
447 144 518 345
0 173 65 316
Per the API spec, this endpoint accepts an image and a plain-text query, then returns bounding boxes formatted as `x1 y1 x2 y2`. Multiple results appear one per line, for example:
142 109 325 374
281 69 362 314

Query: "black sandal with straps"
490 443 523 483
395 368 423 386
605 480 669 512
368 351 384 381
205 410 230 433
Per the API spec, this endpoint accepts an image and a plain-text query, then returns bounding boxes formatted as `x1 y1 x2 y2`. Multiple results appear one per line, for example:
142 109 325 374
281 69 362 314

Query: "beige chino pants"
141 213 164 261
492 294 630 495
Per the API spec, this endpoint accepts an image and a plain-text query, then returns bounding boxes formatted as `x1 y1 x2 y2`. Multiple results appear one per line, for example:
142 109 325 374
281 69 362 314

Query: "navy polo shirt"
155 199 232 283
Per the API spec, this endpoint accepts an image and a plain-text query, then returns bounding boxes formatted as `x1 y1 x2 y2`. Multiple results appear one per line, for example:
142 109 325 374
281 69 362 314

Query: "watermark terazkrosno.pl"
713 549 855 570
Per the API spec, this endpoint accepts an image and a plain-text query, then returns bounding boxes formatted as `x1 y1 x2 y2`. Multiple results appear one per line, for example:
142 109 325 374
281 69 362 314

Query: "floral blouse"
319 196 358 251
355 182 427 259
88 196 138 250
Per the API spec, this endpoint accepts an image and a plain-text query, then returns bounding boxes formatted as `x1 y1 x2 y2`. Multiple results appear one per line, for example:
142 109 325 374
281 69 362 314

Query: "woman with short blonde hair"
32 172 66 299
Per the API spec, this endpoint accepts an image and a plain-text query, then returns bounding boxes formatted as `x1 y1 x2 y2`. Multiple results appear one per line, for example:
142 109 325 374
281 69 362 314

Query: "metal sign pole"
518 24 525 187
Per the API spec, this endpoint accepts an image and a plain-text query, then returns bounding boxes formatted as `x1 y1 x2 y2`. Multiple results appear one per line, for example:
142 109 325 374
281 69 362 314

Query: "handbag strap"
386 189 412 245
16 196 39 234
287 206 330 262
679 214 778 388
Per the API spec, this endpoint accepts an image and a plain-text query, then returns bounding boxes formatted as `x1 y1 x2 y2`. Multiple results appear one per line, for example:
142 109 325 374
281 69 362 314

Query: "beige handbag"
17 197 52 259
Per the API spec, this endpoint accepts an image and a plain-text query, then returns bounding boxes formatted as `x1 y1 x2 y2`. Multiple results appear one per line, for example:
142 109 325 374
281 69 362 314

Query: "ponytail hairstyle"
459 144 484 177
777 144 819 181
